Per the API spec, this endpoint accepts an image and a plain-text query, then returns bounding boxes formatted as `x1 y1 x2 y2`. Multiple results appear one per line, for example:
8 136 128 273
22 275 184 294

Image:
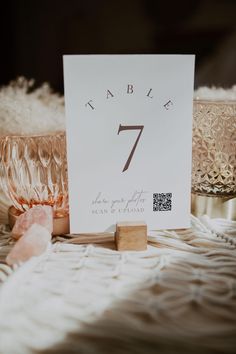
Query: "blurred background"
1 0 236 92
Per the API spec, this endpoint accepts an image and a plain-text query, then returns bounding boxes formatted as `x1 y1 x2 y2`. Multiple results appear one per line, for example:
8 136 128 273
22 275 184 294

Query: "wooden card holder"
115 221 147 251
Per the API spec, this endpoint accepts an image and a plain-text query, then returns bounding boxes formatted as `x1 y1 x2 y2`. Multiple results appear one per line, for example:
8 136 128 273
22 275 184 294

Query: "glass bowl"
191 99 236 219
0 131 69 232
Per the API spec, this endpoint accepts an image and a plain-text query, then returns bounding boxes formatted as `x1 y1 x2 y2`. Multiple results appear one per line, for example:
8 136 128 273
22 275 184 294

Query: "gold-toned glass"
0 131 68 219
191 100 236 219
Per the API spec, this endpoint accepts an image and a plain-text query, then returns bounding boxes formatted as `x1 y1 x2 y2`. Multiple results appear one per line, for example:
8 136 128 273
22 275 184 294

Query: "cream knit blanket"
0 215 236 354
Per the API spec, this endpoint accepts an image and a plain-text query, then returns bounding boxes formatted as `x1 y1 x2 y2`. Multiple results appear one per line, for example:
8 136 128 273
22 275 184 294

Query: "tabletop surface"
0 215 236 354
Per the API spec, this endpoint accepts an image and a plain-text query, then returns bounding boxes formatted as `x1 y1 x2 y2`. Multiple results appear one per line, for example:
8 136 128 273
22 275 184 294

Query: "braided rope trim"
0 215 236 283
0 215 235 353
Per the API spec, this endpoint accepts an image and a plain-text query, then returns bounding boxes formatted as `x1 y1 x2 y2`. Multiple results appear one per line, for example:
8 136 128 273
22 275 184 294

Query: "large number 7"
117 124 144 172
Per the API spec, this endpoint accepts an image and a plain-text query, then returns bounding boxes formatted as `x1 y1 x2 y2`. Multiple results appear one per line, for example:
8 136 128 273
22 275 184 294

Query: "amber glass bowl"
0 131 69 223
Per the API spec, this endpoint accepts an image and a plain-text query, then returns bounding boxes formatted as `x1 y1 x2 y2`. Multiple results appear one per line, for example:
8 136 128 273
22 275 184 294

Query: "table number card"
63 55 195 233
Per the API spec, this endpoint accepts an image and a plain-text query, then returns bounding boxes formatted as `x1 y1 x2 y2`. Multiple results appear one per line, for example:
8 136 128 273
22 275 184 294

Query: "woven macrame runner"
0 215 236 354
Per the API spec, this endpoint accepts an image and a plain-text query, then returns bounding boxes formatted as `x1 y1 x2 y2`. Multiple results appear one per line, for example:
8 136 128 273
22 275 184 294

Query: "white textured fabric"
194 85 236 100
0 215 236 354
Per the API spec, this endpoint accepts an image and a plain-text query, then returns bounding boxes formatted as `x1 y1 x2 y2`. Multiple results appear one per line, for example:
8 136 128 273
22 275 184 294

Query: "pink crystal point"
11 205 53 239
6 223 51 266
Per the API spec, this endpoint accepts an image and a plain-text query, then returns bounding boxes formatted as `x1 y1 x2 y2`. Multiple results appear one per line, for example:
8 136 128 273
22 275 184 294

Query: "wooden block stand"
115 221 147 251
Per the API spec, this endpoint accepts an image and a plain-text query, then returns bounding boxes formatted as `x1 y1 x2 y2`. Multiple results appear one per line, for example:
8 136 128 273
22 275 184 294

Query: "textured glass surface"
0 132 68 217
192 100 236 196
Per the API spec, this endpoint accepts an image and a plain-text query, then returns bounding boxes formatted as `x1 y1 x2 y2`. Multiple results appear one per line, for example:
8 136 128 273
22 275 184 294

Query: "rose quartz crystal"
11 205 53 239
6 223 51 266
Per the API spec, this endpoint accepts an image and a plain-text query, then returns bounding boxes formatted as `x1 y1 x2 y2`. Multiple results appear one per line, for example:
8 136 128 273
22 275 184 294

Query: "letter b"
127 84 134 94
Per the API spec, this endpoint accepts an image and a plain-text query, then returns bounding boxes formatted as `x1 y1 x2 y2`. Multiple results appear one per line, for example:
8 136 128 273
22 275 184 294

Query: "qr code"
153 193 172 212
